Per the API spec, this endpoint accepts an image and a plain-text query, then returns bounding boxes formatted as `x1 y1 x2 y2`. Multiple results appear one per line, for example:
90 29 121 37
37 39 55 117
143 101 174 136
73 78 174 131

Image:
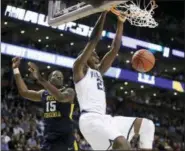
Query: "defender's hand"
28 62 41 80
12 57 21 69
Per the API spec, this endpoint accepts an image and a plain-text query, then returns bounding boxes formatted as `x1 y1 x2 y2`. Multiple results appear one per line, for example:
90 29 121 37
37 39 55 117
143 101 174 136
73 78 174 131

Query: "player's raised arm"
73 12 107 75
99 17 125 74
12 57 43 102
28 62 75 103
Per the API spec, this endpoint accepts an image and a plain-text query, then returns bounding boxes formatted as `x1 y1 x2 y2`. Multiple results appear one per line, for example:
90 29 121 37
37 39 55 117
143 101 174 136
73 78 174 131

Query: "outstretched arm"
73 11 107 82
37 77 75 103
99 17 125 74
12 57 43 102
28 62 75 103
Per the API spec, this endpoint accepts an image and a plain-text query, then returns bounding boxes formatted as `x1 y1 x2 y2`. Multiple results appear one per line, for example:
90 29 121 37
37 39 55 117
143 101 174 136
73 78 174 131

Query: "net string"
110 0 158 28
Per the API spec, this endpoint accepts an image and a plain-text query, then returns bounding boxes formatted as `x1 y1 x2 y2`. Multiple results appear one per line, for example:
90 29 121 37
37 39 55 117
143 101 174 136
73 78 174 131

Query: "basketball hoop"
48 0 124 26
48 0 158 28
110 0 158 28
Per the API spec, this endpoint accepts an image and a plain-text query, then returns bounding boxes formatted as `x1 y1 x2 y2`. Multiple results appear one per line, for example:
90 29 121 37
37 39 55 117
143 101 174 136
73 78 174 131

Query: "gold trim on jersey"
73 140 78 150
69 104 75 119
44 111 61 118
69 104 78 150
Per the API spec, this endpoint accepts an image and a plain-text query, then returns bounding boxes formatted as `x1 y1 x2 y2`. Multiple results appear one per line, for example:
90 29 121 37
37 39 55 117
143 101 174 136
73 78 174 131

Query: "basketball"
131 49 155 72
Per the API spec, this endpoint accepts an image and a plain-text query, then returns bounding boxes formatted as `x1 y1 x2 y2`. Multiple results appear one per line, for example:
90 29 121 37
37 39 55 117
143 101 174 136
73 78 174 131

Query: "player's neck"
88 64 99 71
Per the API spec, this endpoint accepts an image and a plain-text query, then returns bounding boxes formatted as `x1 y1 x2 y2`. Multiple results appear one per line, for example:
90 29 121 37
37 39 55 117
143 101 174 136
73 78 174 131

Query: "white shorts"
79 113 136 150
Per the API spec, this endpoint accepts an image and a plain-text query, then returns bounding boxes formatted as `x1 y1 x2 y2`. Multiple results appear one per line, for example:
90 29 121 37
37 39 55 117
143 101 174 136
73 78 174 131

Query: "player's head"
48 70 64 88
88 50 100 69
78 50 100 69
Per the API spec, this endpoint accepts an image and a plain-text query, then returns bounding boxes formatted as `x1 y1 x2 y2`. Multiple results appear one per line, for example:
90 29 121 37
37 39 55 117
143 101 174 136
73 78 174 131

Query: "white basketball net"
111 0 158 28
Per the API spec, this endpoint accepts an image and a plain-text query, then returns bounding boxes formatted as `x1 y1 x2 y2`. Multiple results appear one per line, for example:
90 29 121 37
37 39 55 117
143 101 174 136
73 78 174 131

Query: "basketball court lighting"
124 82 128 85
124 91 128 94
120 86 123 90
36 27 39 31
70 42 74 46
107 45 111 48
131 90 134 93
126 60 130 63
38 39 41 42
153 93 156 96
46 45 49 47
20 30 25 34
4 22 8 25
60 33 63 36
173 67 176 71
174 92 177 95
140 85 144 88
46 36 49 39
131 51 134 54
171 37 174 41
47 66 51 69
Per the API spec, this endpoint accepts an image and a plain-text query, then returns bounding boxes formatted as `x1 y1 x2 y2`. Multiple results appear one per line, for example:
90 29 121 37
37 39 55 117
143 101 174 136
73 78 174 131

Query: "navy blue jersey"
41 90 74 135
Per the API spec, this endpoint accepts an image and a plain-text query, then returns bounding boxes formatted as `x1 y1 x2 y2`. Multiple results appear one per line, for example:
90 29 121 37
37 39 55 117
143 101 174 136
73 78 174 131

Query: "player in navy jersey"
12 57 78 151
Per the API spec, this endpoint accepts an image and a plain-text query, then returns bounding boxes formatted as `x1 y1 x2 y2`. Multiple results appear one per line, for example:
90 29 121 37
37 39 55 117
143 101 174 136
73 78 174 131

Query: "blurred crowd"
2 0 184 49
1 69 184 151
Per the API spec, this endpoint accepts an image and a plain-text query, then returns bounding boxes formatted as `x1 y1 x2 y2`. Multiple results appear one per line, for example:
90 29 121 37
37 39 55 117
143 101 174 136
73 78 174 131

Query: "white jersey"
75 68 106 114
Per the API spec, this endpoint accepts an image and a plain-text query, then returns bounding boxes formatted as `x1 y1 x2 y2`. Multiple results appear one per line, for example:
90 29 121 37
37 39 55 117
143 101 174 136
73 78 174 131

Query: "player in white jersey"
73 11 155 150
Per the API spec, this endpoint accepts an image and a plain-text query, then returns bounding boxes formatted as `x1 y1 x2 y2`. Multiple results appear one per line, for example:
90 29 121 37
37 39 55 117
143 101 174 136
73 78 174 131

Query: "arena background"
1 0 184 151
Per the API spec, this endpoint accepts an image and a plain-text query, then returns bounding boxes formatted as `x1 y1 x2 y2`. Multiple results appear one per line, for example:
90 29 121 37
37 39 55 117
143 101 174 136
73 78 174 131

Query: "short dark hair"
48 70 63 80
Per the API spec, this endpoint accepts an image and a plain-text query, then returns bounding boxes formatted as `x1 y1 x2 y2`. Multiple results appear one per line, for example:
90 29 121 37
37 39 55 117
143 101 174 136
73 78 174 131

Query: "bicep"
22 90 43 102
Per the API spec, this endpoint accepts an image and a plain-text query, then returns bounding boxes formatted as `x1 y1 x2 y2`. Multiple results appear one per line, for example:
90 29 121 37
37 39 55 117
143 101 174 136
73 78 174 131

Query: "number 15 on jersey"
46 101 56 112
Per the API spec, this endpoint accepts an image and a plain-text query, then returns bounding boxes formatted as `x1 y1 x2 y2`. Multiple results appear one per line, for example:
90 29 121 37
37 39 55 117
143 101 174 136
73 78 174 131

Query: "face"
49 71 64 88
87 51 100 69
